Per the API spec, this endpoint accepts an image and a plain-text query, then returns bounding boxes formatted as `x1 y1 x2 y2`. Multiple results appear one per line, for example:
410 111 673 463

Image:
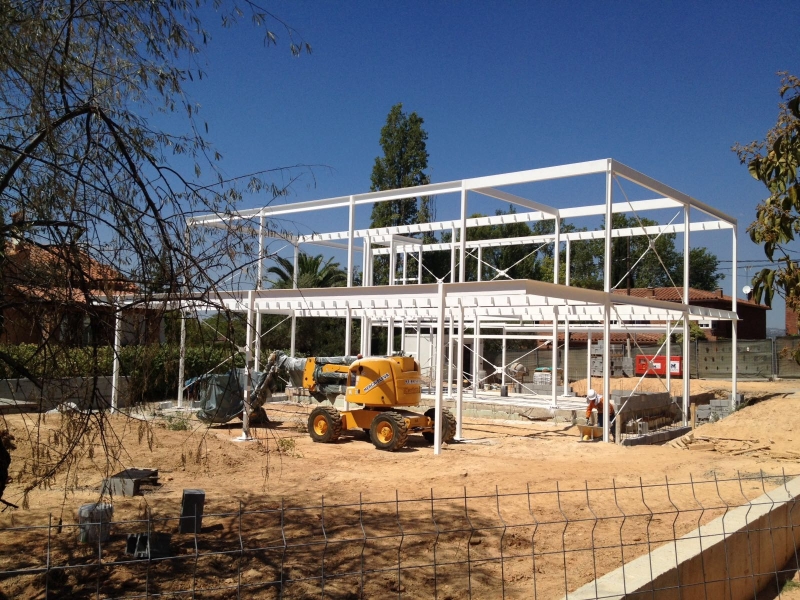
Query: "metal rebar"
1 473 798 598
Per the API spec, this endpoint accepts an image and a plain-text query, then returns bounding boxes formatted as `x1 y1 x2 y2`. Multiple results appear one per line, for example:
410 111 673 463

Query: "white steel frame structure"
185 159 739 453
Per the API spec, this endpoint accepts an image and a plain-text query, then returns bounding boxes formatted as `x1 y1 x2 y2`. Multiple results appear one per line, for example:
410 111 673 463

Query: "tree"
734 73 800 328
370 104 431 227
369 103 435 283
680 247 723 291
564 215 722 291
658 320 708 345
266 253 347 289
259 253 349 356
0 1 309 506
462 208 538 281
530 220 600 287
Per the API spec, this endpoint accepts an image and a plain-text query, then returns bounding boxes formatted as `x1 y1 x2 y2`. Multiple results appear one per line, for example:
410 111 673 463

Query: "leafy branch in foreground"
734 73 800 319
0 0 311 505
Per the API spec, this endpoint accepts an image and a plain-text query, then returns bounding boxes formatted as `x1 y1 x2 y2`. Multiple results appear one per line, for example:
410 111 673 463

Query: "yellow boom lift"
264 351 456 451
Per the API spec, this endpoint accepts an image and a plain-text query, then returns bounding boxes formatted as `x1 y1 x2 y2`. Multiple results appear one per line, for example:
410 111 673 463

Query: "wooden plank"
701 435 760 443
731 444 771 456
688 442 716 452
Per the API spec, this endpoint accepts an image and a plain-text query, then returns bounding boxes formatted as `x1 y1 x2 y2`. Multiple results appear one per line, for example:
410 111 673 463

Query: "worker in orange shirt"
586 389 615 428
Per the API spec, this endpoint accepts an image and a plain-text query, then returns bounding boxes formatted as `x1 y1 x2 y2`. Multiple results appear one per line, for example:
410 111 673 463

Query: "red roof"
566 332 661 344
611 287 766 309
3 242 137 300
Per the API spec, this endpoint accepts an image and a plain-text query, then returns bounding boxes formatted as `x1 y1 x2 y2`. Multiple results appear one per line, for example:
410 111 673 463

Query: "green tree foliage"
530 220 599 287
552 215 722 291
260 253 349 356
370 103 438 283
266 253 347 289
734 73 800 321
464 208 539 281
680 248 723 291
658 320 708 345
0 0 309 504
370 103 431 228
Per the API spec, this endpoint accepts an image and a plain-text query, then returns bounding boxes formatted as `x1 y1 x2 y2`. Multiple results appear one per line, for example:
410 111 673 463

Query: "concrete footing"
620 426 692 446
564 476 800 599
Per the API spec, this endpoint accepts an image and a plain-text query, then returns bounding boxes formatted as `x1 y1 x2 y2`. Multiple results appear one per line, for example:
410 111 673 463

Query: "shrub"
0 343 245 402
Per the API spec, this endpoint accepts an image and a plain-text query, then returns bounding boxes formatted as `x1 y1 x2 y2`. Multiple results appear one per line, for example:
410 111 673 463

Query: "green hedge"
0 344 245 401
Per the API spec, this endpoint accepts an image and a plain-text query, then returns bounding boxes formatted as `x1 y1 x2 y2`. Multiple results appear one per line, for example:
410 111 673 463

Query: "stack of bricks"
696 398 734 422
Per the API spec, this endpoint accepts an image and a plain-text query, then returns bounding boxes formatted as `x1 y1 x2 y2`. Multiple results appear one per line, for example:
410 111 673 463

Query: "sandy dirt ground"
4 379 799 514
1 377 799 598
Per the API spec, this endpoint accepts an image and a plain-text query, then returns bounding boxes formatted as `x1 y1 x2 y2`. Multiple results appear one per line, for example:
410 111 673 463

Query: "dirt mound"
670 395 800 461
696 396 800 450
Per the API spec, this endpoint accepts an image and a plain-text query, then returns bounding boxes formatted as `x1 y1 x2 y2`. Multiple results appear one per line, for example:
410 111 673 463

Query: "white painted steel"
370 221 731 256
347 196 355 287
111 300 122 414
602 164 613 443
666 320 672 394
683 204 690 425
551 306 559 409
464 159 608 189
459 189 467 283
180 159 740 453
177 308 187 408
239 290 254 441
434 283 446 455
732 224 738 408
345 304 352 356
501 325 507 387
586 330 592 394
472 310 479 399
447 311 454 398
472 186 558 216
449 227 456 284
308 205 727 251
612 160 736 225
456 302 465 440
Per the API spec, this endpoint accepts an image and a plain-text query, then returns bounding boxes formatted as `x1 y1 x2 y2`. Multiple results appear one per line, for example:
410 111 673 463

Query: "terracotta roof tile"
611 287 766 309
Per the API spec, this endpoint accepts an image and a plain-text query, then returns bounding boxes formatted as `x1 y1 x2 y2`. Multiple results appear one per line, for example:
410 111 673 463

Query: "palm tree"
266 253 347 289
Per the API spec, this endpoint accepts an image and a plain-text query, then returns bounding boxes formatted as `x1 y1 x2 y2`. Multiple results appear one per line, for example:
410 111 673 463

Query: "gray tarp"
191 369 268 424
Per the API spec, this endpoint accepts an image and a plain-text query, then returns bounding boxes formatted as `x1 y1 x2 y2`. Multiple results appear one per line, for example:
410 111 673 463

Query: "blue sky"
181 1 799 328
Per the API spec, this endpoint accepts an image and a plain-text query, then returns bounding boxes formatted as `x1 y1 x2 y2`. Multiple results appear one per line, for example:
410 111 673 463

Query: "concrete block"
77 503 113 544
102 468 159 497
179 489 205 533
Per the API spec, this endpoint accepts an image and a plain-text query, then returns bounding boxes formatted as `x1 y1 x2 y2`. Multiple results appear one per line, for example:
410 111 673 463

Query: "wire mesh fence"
499 338 788 386
1 472 798 599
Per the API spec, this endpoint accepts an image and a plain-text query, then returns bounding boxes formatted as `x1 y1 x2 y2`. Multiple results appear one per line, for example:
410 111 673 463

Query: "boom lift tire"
308 406 342 443
422 407 457 444
369 411 408 451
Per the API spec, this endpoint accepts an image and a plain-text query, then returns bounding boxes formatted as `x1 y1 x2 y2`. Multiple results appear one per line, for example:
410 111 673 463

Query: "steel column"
459 189 467 282
434 283 447 455
456 302 465 440
111 299 122 413
447 311 454 398
731 223 738 408
602 164 613 442
682 204 690 425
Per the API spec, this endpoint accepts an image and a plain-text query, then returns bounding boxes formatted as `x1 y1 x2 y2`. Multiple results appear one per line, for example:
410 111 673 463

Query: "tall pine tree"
369 104 436 284
370 103 431 228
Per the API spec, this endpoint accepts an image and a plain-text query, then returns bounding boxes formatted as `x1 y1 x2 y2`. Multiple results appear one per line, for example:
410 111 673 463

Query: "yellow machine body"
277 352 455 451
345 355 422 407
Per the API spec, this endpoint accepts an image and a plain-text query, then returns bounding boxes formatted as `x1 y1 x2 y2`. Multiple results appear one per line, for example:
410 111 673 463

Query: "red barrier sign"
634 355 682 377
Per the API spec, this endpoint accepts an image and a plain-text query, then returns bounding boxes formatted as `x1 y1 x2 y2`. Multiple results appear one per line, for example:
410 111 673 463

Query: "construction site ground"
1 376 799 598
